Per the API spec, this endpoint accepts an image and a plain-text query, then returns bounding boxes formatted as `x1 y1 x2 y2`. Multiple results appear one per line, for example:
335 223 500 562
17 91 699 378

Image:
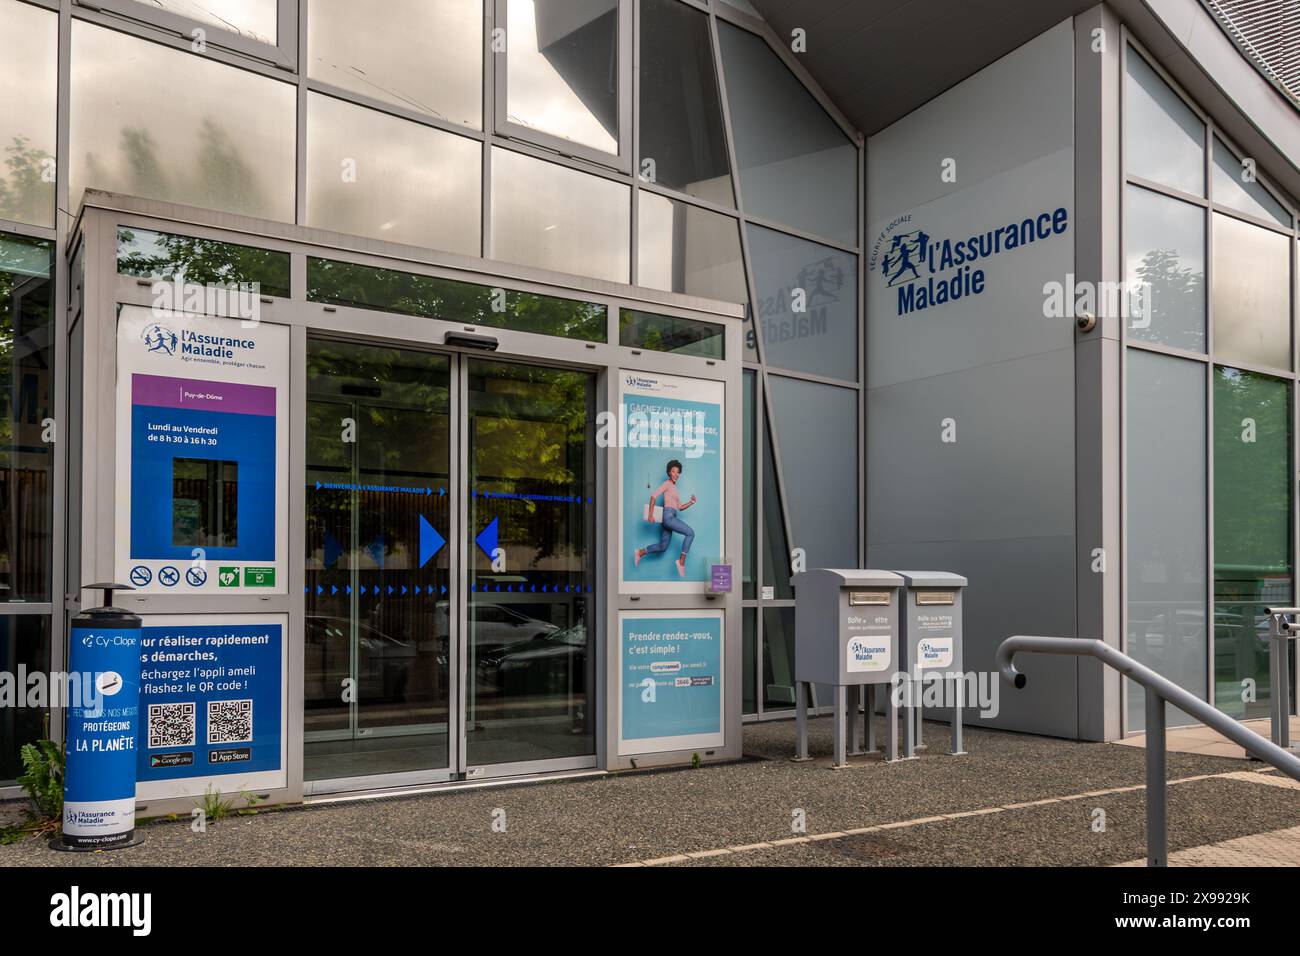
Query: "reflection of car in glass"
485 622 588 696
304 615 421 706
471 603 559 656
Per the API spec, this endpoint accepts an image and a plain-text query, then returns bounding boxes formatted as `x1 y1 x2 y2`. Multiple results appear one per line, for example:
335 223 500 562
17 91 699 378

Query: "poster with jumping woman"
618 371 724 594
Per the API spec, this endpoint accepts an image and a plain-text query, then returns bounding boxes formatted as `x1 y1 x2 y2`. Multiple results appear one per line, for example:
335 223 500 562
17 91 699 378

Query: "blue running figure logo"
142 323 178 356
880 230 930 287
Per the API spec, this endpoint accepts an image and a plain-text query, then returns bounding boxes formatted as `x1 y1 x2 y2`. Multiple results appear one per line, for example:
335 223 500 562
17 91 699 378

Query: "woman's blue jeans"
645 507 694 557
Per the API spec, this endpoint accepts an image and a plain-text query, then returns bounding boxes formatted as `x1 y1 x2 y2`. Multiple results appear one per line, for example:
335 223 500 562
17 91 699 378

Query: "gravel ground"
2 716 1295 867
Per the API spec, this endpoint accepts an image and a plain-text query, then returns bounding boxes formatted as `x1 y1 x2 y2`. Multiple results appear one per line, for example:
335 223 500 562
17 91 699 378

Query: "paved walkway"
1114 716 1300 759
3 717 1297 867
1113 770 1300 866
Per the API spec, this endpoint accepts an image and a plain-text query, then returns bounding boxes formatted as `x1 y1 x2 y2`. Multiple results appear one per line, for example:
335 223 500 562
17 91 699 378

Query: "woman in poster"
634 459 697 578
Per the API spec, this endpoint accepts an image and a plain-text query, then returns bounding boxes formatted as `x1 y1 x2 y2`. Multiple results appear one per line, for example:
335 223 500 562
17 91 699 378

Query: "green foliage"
17 737 64 819
197 784 236 823
0 718 65 843
691 752 701 769
236 791 264 816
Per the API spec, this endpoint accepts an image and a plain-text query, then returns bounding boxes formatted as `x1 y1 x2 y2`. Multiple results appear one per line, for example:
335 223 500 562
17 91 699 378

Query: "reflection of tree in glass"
0 137 55 225
117 228 290 297
88 120 270 218
1135 248 1204 350
471 363 588 564
0 240 54 595
308 260 605 342
1213 368 1291 610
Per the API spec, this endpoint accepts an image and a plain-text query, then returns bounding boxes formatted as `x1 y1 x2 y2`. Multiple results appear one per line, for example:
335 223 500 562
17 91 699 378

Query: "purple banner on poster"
133 373 275 416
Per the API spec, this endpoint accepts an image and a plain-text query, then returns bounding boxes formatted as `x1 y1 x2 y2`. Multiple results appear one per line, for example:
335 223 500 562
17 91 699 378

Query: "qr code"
207 699 253 745
147 702 196 749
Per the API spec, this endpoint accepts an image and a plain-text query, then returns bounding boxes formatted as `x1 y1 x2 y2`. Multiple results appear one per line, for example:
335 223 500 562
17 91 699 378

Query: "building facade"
0 0 1296 807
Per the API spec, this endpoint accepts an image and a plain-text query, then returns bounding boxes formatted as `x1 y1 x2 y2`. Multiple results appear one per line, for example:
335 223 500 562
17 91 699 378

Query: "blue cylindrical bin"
61 584 142 850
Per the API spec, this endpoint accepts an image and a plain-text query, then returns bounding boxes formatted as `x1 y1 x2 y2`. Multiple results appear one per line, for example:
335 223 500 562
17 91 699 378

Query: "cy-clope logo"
876 206 1070 316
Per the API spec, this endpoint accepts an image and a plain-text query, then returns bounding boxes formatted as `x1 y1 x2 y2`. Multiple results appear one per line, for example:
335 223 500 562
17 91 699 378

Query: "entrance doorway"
303 340 595 786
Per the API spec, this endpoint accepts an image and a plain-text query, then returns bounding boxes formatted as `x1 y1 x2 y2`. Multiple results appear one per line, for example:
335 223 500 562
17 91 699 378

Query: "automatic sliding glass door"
464 359 596 769
303 340 453 782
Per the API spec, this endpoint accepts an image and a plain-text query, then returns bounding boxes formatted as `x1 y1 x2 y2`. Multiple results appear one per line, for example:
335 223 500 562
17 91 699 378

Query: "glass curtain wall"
1123 42 1299 732
0 0 866 779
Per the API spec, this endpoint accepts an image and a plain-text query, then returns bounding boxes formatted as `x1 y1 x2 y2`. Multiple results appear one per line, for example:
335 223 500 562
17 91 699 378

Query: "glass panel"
1126 349 1206 731
117 227 291 298
490 148 630 283
0 616 52 784
1213 367 1291 721
638 0 733 206
70 22 296 221
767 376 858 569
760 418 791 599
619 308 724 358
742 606 756 715
467 360 595 765
308 0 482 129
748 224 858 381
0 0 57 227
637 193 746 303
304 340 451 779
306 93 481 255
307 258 606 342
1124 184 1206 353
718 22 856 244
762 606 795 710
1125 49 1204 196
123 0 278 43
505 0 619 155
0 234 52 602
742 368 755 600
1212 136 1292 228
1212 213 1291 371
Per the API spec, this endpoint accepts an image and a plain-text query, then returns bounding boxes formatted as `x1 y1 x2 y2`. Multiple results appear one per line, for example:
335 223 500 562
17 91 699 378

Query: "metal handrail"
997 636 1300 867
1264 607 1299 750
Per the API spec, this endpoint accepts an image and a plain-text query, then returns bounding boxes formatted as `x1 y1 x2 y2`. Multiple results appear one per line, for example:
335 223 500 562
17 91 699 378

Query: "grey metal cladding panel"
865 19 1074 217
869 536 1078 738
867 347 1076 547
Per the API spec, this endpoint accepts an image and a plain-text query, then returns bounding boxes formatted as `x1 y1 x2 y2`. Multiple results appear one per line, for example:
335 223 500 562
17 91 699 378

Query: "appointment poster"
618 371 724 594
135 614 287 799
619 609 724 756
115 306 288 595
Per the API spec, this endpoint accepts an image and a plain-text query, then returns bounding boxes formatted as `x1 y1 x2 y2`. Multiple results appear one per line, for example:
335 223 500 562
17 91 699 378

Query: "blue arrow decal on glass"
475 517 499 560
419 515 445 569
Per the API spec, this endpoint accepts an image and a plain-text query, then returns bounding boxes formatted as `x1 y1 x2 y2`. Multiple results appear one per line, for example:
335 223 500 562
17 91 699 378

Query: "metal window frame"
491 0 634 175
1120 31 1300 737
65 191 744 808
73 0 298 70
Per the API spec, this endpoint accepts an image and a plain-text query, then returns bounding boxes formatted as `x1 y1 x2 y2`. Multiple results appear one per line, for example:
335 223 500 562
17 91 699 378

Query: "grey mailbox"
897 571 967 758
791 569 905 766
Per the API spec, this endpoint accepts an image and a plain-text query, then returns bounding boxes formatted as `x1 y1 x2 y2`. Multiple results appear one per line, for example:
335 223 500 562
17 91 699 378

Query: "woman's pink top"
653 479 681 510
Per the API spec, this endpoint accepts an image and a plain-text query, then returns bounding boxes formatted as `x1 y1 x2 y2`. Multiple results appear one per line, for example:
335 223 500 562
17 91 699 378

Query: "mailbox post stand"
791 570 904 767
897 571 968 758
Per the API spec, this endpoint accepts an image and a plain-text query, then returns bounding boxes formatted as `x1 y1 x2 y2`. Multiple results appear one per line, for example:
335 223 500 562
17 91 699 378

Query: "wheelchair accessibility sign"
113 307 289 596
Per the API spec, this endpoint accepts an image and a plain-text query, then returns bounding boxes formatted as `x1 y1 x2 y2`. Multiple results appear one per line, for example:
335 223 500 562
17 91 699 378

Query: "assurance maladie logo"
876 206 1070 316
